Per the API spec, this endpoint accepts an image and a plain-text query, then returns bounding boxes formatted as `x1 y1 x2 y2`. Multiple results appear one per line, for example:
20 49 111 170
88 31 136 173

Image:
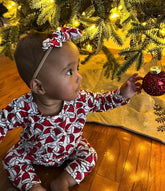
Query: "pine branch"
148 47 163 60
127 0 146 4
95 24 103 54
117 51 140 76
126 23 153 38
102 45 120 79
93 0 106 19
119 48 139 56
81 53 93 64
80 15 100 26
136 51 143 71
102 21 111 41
108 21 123 46
82 5 95 17
145 31 165 46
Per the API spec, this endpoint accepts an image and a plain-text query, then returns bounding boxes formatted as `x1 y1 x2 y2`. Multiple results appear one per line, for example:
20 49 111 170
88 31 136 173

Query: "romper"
0 89 128 191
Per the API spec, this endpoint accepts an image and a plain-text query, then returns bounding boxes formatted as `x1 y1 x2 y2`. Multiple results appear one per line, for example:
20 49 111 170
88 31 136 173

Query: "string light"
109 6 121 21
118 5 123 10
73 20 80 27
110 12 120 20
47 0 54 3
7 1 16 9
159 29 165 38
86 43 93 52
82 12 86 16
90 24 96 30
142 22 147 26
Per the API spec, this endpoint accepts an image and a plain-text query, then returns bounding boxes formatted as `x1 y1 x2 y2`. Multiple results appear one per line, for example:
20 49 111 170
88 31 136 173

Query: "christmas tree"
0 0 165 79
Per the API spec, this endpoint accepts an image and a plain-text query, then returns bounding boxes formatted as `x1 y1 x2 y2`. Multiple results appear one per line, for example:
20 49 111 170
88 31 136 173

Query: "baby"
0 27 142 191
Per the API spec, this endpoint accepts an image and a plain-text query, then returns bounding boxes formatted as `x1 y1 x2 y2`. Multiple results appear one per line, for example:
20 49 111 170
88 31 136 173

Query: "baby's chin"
66 90 80 101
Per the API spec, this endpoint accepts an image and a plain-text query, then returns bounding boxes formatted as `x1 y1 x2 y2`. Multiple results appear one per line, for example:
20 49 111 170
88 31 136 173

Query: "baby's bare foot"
50 171 76 191
50 178 69 191
29 183 47 191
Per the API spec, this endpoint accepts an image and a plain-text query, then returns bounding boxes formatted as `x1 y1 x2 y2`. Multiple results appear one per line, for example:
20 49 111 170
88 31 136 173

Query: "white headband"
32 27 82 79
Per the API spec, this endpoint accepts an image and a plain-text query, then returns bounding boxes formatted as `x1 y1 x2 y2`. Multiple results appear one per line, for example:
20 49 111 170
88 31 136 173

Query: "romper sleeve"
79 89 129 113
0 99 23 142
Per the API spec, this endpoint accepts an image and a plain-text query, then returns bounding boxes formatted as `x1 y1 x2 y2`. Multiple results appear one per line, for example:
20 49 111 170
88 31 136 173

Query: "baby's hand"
120 73 143 99
29 184 47 191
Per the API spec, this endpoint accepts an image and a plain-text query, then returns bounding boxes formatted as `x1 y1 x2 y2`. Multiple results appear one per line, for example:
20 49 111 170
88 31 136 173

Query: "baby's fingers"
128 73 143 82
135 82 143 94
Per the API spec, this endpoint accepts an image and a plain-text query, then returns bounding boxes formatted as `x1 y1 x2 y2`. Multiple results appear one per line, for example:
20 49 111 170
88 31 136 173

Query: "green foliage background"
1 0 165 79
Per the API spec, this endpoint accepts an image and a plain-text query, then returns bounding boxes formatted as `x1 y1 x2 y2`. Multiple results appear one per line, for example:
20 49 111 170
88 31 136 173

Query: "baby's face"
38 41 82 101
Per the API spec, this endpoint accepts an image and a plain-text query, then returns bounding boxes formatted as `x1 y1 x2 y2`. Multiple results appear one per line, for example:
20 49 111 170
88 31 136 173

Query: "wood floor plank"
75 123 116 191
97 127 132 183
90 174 119 191
118 135 151 191
147 140 165 191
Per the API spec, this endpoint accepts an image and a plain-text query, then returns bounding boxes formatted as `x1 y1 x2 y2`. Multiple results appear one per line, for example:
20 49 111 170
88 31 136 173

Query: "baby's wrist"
117 89 130 103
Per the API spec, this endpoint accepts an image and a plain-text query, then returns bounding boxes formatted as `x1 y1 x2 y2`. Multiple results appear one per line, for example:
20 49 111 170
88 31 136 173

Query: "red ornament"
142 66 165 96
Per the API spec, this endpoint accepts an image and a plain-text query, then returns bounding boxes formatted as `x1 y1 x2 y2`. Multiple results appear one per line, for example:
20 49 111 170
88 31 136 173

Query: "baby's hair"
14 31 49 87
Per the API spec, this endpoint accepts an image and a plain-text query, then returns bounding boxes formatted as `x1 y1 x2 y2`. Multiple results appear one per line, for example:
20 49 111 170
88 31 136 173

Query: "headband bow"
33 27 82 78
42 27 82 50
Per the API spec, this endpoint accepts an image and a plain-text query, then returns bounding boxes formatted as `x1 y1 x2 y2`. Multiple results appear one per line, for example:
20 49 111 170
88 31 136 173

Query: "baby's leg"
50 137 97 191
65 137 98 183
2 146 43 191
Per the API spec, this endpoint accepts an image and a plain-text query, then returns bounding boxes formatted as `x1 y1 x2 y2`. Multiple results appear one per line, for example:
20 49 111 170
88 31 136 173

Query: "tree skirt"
80 53 165 144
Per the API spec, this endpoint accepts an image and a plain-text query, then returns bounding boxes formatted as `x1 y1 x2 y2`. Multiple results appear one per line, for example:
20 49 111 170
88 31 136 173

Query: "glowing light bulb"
86 44 92 52
82 12 85 16
73 20 80 27
118 5 123 10
8 5 12 9
160 29 165 35
90 24 96 30
8 1 16 9
142 22 147 26
47 0 54 3
110 12 120 19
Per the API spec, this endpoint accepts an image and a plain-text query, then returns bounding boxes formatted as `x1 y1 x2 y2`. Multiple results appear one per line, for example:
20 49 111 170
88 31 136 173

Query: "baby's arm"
80 73 143 113
0 100 23 142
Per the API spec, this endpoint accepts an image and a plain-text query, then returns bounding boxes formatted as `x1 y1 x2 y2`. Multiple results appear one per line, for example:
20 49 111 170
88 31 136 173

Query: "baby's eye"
66 69 72 76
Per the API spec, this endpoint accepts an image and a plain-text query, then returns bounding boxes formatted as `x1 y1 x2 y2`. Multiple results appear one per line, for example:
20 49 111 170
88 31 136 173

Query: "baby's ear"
29 79 45 95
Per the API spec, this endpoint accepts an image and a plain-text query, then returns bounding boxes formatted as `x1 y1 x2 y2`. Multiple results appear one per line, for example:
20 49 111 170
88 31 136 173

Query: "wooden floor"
1 55 165 191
